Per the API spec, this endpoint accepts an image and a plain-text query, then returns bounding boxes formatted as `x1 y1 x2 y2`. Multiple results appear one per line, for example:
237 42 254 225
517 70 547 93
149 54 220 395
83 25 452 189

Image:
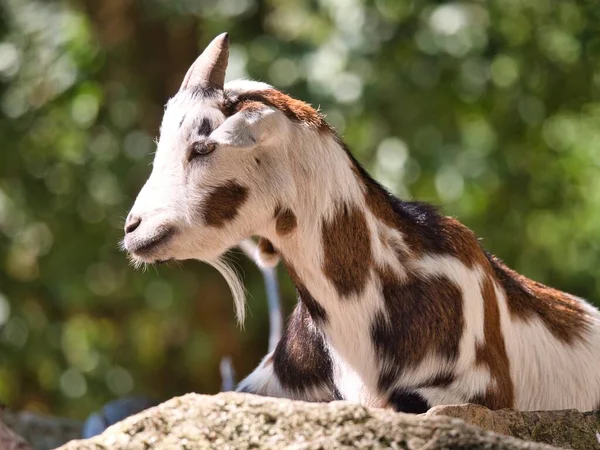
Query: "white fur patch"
497 284 600 411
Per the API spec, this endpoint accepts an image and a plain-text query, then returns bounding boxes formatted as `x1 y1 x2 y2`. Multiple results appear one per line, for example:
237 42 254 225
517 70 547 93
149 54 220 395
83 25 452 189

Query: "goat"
123 33 600 413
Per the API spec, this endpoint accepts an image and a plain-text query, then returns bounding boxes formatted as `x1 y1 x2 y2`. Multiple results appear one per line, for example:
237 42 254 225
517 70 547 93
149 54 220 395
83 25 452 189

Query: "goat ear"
209 106 280 150
180 33 229 91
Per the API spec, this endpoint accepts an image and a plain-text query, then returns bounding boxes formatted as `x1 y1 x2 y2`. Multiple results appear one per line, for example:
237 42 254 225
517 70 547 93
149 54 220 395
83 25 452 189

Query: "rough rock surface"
58 392 556 449
427 404 600 450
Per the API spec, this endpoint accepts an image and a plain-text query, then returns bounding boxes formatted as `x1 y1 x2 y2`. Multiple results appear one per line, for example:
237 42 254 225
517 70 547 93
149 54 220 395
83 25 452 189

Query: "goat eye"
189 141 216 160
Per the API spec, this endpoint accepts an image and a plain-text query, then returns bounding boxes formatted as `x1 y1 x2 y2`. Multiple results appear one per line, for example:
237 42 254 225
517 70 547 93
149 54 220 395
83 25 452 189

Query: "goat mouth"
127 228 176 258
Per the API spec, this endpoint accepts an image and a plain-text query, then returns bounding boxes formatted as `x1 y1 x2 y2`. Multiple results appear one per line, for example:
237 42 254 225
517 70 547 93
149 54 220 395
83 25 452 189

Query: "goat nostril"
125 216 142 234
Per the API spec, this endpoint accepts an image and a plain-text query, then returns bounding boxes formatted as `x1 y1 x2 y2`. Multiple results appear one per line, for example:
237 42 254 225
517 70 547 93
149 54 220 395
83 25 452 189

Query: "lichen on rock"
427 403 600 450
57 392 557 449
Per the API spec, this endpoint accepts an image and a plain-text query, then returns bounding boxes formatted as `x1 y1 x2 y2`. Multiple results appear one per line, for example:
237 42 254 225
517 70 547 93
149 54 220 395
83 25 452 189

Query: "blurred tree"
0 0 599 418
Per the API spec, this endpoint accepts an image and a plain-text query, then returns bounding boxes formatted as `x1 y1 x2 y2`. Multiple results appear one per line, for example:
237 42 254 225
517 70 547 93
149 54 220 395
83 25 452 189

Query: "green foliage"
1 0 599 417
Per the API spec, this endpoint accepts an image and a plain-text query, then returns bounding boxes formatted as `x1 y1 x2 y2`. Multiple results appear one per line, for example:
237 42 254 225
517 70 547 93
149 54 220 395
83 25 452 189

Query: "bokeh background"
1 0 600 419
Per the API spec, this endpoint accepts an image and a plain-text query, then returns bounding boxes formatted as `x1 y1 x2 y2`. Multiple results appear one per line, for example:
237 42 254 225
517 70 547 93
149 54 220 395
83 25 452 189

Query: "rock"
2 409 81 450
426 403 600 450
57 392 556 449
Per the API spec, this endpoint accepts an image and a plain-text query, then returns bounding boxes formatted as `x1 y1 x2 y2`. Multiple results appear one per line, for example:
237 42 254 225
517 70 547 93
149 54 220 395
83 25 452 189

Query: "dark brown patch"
224 89 329 131
203 181 249 227
349 160 487 269
321 202 373 298
236 100 265 113
197 117 212 136
258 237 277 256
438 217 490 268
472 275 514 410
373 267 463 392
489 255 590 343
272 302 340 400
275 206 297 236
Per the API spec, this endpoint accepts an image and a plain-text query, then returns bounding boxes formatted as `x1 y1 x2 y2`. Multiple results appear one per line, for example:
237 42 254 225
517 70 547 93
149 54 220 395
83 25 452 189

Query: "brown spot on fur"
275 206 297 236
238 100 265 111
489 255 590 343
258 237 277 256
473 275 514 410
321 202 372 297
438 217 489 268
235 100 265 114
373 267 463 391
203 181 249 227
350 164 487 268
225 89 329 131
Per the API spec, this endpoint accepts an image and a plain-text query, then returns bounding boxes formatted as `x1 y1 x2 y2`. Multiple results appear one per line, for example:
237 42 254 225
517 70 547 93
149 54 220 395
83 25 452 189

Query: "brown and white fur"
123 33 600 413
